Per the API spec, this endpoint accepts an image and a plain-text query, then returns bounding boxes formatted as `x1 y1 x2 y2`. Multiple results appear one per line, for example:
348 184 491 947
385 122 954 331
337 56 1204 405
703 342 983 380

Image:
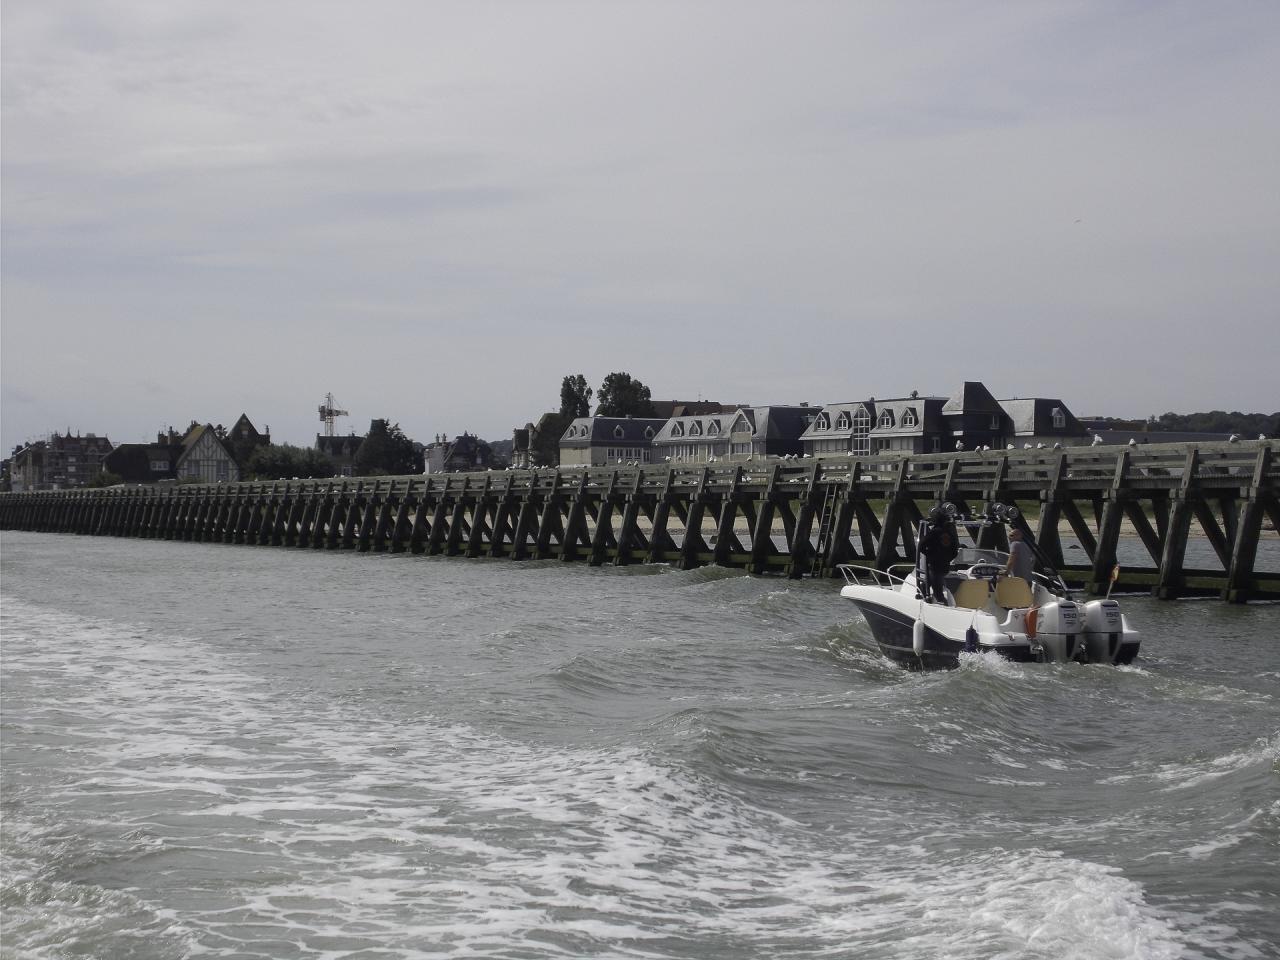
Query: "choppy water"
1 531 1277 959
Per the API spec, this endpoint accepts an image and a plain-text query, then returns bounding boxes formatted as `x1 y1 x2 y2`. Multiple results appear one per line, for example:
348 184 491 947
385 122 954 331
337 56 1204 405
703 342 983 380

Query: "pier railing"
3 440 1277 602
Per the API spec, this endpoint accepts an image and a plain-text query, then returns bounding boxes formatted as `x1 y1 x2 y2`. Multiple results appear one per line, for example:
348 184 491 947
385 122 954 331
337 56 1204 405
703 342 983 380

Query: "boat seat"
995 577 1034 608
953 579 990 610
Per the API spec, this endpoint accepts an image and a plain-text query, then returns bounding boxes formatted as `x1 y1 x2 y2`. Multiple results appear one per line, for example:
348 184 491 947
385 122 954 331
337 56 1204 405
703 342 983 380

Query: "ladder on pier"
812 483 840 576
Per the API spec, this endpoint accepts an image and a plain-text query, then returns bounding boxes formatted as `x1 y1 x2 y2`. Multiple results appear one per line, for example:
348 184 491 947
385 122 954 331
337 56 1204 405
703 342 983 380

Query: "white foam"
0 596 1205 959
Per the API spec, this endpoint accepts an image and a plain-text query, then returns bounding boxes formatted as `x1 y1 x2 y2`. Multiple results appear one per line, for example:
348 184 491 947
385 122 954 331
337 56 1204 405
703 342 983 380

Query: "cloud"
3 1 1279 452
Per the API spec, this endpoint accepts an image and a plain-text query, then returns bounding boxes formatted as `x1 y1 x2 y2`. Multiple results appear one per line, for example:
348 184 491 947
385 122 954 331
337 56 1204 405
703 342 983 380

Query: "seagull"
1092 435 1104 446
1006 444 1015 450
956 441 965 451
1036 442 1046 449
1024 442 1032 449
1053 442 1062 449
1228 434 1240 442
1259 434 1268 441
1128 438 1138 446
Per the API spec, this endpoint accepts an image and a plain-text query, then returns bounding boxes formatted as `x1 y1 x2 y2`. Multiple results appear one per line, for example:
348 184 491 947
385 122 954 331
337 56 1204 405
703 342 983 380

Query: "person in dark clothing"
918 512 960 605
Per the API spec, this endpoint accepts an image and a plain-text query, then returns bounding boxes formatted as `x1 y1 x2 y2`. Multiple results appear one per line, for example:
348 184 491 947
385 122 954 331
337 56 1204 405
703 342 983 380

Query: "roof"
561 417 668 446
648 400 739 418
748 405 817 441
651 412 736 444
942 381 1004 416
999 398 1085 436
871 397 947 436
316 434 364 457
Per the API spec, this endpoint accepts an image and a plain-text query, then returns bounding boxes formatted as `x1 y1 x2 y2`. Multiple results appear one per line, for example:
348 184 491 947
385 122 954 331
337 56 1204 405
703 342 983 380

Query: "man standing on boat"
918 509 959 605
1004 528 1035 587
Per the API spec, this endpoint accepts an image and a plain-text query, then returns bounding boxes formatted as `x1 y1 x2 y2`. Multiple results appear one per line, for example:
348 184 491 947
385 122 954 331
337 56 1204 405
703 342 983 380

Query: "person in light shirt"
1004 528 1035 587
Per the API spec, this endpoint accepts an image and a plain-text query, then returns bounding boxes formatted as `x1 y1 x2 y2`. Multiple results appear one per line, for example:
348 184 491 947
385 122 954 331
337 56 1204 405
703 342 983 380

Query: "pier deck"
3 440 1277 602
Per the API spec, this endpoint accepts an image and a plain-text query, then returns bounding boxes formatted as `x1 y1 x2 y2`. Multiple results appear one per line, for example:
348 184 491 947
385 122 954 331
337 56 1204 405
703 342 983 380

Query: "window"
836 412 850 430
614 425 625 439
878 410 895 428
708 419 721 435
816 412 831 430
989 414 1001 429
644 426 655 439
902 407 918 428
673 422 684 437
150 460 170 471
1052 407 1066 429
690 421 703 436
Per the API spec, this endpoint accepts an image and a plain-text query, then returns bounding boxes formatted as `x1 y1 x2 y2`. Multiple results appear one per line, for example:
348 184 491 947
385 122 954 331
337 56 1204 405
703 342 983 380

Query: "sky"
3 1 1278 453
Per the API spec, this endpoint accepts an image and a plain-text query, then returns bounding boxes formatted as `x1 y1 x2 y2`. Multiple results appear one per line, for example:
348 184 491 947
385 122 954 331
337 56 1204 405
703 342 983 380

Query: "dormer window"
614 425 625 439
902 407 918 428
1051 407 1066 429
673 422 684 437
836 412 851 430
708 419 721 435
878 410 895 428
690 421 703 436
816 413 831 430
644 426 655 439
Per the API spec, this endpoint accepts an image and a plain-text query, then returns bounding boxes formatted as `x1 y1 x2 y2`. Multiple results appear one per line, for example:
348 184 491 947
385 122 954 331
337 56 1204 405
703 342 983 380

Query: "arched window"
614 425 626 439
708 419 721 435
644 426 655 439
673 422 684 437
690 421 703 436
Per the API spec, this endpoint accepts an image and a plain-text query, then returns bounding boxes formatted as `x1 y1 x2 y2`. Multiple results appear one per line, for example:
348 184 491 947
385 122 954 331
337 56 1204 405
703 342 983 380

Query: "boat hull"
848 596 1035 670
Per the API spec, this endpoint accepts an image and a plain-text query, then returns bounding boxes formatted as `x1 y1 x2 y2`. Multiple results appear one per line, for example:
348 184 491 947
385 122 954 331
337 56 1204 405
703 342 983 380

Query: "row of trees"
1146 411 1277 436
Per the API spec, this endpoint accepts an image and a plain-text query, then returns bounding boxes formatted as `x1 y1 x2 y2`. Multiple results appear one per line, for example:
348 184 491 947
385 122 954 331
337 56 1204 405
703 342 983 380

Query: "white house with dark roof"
650 412 733 463
800 401 876 458
559 416 668 466
869 395 949 454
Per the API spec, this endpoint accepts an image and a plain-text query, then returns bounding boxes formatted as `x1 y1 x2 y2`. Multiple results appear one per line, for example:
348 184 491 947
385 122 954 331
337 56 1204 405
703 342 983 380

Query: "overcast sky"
3 1 1278 452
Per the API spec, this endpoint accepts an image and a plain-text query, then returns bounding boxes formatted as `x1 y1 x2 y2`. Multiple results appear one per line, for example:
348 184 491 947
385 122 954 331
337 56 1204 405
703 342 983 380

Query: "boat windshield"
956 547 1007 566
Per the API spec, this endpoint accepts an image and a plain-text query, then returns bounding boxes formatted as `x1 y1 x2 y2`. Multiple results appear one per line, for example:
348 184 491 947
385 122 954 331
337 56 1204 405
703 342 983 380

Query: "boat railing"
837 564 913 589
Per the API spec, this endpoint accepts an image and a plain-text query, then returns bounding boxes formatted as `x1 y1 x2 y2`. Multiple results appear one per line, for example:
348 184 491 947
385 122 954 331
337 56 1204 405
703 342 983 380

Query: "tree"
596 372 655 417
354 419 421 475
246 443 336 480
87 470 123 488
560 374 593 419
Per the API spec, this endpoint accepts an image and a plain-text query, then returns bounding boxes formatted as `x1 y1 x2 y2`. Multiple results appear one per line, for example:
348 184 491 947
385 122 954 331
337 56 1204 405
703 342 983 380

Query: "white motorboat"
838 504 1140 670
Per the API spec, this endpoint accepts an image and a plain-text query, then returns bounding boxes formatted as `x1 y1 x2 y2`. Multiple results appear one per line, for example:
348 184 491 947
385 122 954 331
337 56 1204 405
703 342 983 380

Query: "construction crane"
318 393 349 437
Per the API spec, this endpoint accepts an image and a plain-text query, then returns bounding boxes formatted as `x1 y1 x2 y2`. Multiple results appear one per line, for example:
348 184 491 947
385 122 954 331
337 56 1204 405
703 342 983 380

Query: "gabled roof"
652 413 733 444
942 381 1003 416
799 401 876 441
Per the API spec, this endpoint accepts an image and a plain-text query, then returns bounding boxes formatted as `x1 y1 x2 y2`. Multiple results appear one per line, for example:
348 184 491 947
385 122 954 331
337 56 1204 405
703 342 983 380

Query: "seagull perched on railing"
1228 434 1240 442
1259 434 1268 441
1092 434 1104 446
1024 442 1032 449
1128 438 1138 446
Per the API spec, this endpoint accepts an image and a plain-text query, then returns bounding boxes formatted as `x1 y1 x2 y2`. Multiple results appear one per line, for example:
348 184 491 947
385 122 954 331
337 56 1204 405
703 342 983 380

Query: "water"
1 531 1277 959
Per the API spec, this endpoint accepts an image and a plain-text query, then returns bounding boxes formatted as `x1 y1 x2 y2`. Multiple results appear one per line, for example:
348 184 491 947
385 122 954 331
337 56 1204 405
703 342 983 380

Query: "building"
9 432 114 491
999 398 1088 447
175 423 240 483
800 401 876 458
225 414 271 471
103 429 185 484
316 433 364 477
869 394 950 455
559 417 668 467
650 412 734 463
650 405 815 463
424 433 499 473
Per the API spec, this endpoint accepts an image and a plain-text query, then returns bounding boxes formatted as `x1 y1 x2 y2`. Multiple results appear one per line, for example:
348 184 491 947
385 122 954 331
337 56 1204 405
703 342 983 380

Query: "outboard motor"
1032 600 1084 663
1082 599 1123 664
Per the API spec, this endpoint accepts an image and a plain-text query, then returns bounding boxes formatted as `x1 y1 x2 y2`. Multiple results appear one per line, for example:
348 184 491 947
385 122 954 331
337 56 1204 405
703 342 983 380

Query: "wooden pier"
3 440 1278 602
